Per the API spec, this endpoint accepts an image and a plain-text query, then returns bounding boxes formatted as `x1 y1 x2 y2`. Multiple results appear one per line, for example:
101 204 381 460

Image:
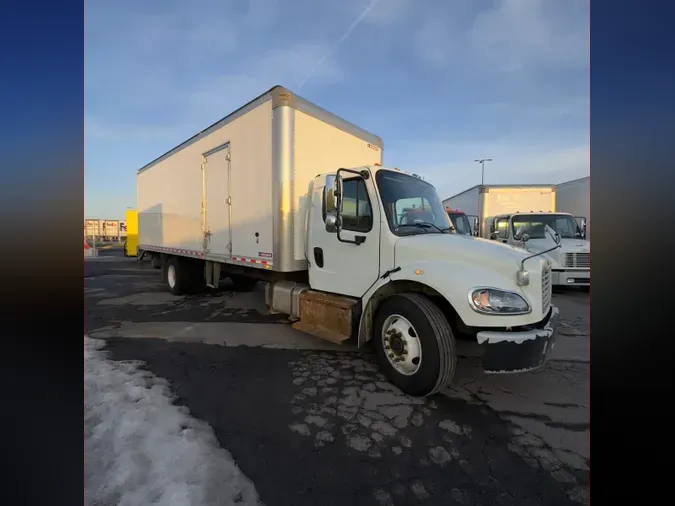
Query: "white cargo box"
555 176 590 239
137 86 383 273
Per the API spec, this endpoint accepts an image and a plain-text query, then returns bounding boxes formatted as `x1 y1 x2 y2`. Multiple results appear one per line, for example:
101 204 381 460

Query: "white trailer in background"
444 184 590 288
137 86 559 397
555 176 590 240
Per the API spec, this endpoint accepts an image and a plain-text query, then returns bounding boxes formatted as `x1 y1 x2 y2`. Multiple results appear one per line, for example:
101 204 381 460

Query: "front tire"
373 293 456 397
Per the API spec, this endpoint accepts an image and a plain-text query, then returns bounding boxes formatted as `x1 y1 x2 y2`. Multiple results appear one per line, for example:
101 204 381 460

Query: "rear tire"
229 275 258 292
164 257 188 296
373 292 456 397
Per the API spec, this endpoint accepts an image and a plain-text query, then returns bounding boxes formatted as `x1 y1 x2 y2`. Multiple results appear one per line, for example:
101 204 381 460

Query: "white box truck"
444 185 590 288
137 86 559 397
556 176 590 240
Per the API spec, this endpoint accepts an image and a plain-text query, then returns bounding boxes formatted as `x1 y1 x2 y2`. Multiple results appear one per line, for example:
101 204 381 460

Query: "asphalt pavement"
85 250 589 505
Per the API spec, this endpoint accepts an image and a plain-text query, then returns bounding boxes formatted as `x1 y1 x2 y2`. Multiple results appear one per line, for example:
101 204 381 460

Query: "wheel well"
359 280 469 346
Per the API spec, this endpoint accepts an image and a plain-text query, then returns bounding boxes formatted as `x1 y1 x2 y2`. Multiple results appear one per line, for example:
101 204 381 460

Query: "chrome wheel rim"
381 314 422 376
167 264 176 288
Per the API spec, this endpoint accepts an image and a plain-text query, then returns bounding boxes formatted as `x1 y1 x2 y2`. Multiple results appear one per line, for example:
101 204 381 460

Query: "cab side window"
495 217 509 239
340 178 373 232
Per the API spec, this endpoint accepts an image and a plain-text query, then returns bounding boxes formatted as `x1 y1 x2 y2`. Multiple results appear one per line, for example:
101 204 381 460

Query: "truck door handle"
313 247 324 268
355 235 366 245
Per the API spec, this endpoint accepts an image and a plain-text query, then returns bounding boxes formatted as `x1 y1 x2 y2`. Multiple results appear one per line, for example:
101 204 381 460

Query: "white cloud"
413 0 589 74
244 0 279 30
186 43 345 122
468 0 588 73
361 0 413 25
87 42 345 144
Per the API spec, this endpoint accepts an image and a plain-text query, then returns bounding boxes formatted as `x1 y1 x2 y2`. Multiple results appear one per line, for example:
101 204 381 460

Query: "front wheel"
373 293 457 397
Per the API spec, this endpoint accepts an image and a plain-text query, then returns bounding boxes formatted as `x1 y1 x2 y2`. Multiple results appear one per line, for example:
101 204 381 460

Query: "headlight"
468 288 531 315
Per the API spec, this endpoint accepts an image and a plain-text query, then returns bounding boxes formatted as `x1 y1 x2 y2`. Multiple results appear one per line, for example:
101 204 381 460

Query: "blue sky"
85 0 589 220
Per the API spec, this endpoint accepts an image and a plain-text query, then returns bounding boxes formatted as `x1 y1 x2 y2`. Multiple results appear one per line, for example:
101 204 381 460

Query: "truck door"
202 143 232 259
490 216 510 244
308 174 381 298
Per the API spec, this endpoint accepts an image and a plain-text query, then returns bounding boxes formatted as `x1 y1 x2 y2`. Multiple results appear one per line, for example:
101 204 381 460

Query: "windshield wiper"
397 222 446 234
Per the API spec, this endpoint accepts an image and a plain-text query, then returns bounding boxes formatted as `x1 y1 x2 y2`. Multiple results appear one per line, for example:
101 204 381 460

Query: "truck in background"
137 86 559 397
124 210 138 257
555 176 590 240
444 184 589 288
445 208 478 236
85 219 126 242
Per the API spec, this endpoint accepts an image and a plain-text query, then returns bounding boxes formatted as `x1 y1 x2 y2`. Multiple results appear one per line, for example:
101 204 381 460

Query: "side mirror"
324 174 340 233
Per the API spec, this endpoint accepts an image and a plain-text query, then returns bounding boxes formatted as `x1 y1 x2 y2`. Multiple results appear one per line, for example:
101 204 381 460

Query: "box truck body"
444 185 589 287
555 176 590 240
136 86 560 397
85 219 121 241
137 86 382 273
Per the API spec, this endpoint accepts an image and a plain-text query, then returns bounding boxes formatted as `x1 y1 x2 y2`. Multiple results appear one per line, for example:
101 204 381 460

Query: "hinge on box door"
227 242 232 251
226 152 231 161
227 197 232 205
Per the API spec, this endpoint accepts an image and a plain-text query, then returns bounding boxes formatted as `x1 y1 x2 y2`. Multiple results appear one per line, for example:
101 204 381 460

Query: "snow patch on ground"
85 336 262 506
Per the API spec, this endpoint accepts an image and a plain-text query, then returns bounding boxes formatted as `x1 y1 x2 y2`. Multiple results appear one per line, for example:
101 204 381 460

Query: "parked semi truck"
556 176 590 240
444 185 589 287
137 86 559 397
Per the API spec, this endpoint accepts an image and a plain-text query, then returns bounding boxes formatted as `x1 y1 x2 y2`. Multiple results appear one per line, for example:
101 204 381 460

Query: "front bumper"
552 269 589 286
477 306 559 374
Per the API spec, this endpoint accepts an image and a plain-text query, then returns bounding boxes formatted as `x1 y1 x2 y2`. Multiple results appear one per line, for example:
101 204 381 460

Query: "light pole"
474 158 492 186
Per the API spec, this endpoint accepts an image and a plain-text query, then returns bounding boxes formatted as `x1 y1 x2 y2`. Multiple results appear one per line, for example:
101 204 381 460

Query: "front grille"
541 264 552 316
565 252 590 268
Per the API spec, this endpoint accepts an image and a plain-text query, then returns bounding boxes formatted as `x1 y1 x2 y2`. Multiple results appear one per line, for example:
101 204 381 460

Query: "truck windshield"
376 170 451 235
448 213 472 235
512 214 582 239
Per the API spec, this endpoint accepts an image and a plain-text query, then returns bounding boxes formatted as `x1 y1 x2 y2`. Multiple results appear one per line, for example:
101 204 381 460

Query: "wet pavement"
85 251 589 505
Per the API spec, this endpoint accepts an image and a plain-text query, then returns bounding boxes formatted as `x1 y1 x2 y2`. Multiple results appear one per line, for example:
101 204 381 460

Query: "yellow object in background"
125 210 138 257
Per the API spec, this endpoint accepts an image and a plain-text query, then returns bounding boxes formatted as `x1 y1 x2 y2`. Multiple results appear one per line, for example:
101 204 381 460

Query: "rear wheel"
165 257 186 295
373 293 456 397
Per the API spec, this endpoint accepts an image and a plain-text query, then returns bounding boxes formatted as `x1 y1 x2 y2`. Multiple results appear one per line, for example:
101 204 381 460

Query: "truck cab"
489 212 589 287
445 207 478 236
268 165 559 396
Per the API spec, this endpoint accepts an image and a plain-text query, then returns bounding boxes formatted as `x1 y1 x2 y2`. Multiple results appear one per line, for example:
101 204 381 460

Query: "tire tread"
398 292 456 396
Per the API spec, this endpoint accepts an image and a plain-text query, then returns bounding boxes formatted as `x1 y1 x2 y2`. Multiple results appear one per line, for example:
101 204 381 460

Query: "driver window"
340 178 373 233
496 218 509 239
